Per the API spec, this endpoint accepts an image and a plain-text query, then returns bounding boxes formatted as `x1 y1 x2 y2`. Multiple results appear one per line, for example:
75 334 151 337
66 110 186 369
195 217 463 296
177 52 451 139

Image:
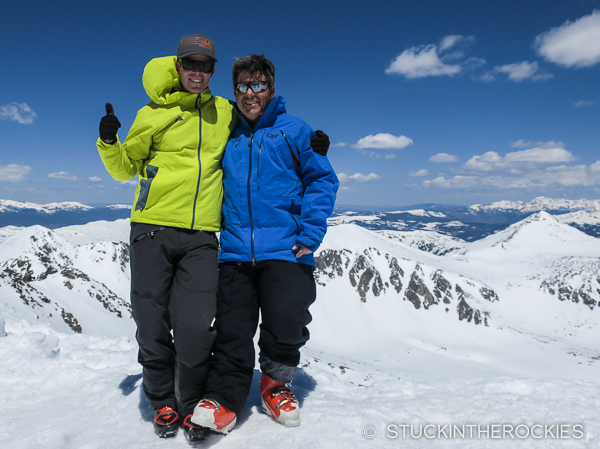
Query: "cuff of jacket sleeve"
295 237 319 253
96 136 120 148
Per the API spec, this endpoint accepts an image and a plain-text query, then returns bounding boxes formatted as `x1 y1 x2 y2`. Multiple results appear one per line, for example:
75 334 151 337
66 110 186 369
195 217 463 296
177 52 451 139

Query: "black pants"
204 260 316 414
129 223 218 417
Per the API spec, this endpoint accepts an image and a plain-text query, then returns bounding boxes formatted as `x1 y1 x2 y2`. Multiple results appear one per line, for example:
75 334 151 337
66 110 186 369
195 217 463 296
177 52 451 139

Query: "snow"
1 213 600 448
1 318 598 448
0 199 93 213
328 214 380 225
403 209 447 217
468 196 600 213
55 219 130 246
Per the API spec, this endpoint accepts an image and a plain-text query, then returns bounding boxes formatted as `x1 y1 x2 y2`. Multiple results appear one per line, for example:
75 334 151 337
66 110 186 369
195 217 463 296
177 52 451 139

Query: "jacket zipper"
190 95 203 229
247 132 256 265
257 141 262 191
256 134 266 191
290 199 299 234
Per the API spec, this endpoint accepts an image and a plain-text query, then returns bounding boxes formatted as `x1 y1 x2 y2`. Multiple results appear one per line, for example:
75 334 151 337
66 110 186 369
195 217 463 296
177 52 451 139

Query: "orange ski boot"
260 373 300 427
191 398 237 435
153 406 179 438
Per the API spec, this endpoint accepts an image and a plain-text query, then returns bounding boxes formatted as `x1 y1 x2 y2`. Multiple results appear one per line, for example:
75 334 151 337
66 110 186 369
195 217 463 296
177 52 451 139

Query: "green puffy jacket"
97 56 236 231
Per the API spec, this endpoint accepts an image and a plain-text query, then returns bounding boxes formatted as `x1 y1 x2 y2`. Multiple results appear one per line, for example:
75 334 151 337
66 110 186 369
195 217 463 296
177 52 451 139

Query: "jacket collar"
237 96 287 131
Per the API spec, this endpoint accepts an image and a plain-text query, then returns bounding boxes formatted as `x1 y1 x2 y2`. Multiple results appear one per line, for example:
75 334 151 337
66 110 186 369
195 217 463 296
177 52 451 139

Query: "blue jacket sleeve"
294 126 339 252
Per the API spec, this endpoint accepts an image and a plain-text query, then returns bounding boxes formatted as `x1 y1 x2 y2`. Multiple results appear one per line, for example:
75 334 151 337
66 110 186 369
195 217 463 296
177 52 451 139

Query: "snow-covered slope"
309 214 600 384
1 319 597 448
0 225 134 338
1 214 600 448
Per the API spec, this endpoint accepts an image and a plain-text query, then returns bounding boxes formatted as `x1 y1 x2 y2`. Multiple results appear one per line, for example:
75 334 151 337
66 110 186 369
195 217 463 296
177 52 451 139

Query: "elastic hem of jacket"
218 255 315 267
130 218 220 232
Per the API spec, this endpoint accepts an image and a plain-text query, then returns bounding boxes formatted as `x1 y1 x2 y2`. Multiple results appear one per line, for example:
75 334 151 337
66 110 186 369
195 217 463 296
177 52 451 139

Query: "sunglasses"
234 81 270 94
179 58 214 73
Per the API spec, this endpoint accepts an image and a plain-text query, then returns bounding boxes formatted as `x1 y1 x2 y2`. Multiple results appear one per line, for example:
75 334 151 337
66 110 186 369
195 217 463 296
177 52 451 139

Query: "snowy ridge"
315 224 496 325
374 229 465 255
468 196 600 213
0 199 94 213
454 211 600 256
0 225 134 337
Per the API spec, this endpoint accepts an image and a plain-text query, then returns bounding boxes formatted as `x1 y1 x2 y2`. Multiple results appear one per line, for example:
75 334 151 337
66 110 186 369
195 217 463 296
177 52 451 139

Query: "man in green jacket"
97 34 236 443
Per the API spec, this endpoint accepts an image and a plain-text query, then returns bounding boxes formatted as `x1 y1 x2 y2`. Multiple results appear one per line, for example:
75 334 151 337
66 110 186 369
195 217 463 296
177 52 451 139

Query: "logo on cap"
199 39 214 51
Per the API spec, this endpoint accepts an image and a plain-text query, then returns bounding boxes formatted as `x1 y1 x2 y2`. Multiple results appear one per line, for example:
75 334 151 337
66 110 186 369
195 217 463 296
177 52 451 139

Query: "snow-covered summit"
0 199 93 214
456 211 600 258
468 196 600 214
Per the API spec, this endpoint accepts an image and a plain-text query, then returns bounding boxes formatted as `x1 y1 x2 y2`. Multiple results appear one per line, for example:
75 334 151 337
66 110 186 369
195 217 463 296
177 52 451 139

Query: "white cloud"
505 148 575 163
439 35 474 52
424 162 600 190
420 142 600 190
353 133 413 150
355 148 397 159
423 176 478 189
120 180 138 187
0 164 32 182
386 44 462 79
48 171 82 182
487 61 553 82
331 142 347 147
429 153 459 163
337 172 382 183
535 10 600 68
386 35 483 79
89 176 102 183
464 147 575 172
510 140 565 149
409 169 430 177
0 103 37 124
572 99 597 107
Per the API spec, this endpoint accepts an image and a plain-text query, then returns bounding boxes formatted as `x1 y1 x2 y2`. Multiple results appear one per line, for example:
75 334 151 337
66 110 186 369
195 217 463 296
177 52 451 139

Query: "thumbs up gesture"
99 102 121 144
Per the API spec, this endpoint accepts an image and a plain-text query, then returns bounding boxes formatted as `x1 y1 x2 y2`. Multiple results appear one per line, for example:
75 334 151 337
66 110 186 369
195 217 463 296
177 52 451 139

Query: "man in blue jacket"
191 54 338 432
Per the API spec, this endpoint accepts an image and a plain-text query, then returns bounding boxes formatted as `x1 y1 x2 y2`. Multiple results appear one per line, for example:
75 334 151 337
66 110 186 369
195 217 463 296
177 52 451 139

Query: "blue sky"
1 0 599 208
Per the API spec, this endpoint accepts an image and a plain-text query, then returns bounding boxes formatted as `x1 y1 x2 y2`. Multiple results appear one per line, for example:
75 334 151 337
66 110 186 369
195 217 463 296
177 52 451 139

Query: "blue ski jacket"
219 96 338 266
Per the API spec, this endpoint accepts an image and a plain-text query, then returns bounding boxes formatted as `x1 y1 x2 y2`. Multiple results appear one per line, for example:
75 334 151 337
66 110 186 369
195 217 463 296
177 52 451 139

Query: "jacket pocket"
135 165 159 211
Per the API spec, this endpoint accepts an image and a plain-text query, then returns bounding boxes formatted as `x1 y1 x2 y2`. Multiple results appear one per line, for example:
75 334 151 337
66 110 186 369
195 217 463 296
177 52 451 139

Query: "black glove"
310 130 330 156
99 103 121 144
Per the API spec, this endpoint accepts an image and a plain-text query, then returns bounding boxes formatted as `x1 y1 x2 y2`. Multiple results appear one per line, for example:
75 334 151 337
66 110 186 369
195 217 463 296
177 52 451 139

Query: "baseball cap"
177 34 217 61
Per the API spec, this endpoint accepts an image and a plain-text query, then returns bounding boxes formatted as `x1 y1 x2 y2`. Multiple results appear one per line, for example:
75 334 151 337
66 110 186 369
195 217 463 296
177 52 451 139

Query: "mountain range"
4 197 600 241
2 200 600 447
1 209 599 382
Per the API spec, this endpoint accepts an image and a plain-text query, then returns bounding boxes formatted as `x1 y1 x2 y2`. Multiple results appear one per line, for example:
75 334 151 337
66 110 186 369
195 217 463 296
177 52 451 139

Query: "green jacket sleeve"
96 106 156 181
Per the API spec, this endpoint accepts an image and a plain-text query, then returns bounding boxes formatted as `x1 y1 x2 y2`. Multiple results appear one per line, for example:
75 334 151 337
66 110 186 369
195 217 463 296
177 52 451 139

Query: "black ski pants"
204 260 316 414
129 223 218 417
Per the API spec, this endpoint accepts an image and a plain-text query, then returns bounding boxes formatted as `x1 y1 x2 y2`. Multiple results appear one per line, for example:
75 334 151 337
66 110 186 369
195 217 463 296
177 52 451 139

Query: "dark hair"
232 54 275 86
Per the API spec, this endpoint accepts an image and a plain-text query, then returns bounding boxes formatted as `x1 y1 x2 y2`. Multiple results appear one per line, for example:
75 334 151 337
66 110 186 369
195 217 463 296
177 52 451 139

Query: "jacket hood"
142 56 212 105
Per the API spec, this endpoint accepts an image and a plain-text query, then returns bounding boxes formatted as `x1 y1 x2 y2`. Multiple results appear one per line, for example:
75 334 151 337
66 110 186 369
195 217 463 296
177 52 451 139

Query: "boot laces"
199 398 221 413
271 387 298 411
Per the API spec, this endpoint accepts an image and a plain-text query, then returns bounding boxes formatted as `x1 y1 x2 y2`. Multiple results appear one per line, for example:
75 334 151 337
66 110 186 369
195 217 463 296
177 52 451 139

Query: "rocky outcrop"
540 259 600 310
314 247 496 326
0 228 131 334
